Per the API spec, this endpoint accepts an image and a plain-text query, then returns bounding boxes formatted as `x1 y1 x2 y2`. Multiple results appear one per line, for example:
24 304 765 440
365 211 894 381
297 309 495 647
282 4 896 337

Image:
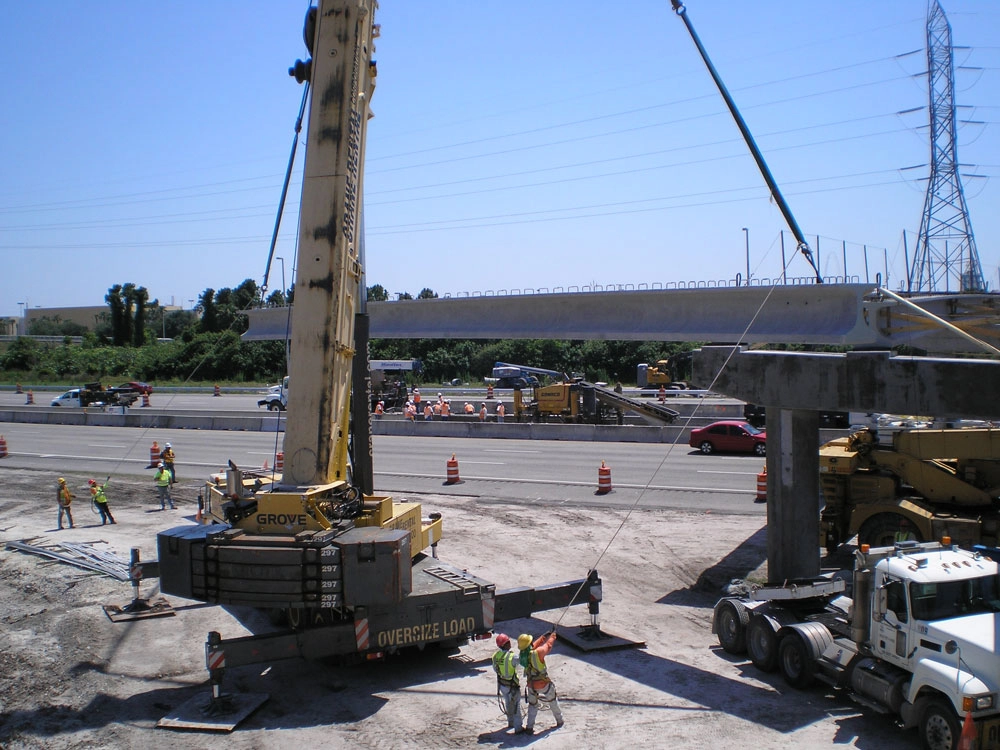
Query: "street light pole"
276 256 286 298
742 227 750 286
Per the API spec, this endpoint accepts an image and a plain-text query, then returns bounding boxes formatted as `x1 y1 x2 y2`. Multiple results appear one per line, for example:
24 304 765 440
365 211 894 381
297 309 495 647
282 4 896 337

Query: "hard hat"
495 633 510 648
158 462 164 468
165 442 171 448
517 633 532 650
58 477 66 484
88 479 96 485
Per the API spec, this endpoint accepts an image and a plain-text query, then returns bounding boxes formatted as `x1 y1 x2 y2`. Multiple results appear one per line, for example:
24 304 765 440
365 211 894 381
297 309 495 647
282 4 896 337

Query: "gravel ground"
0 468 918 749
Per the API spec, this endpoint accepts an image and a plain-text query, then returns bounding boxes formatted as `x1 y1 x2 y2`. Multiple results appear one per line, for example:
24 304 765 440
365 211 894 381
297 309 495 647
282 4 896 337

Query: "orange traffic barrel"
0 435 8 458
214 384 221 397
445 453 462 484
148 441 160 468
141 393 151 407
755 466 767 503
276 451 284 472
597 461 612 494
15 383 22 394
26 390 34 405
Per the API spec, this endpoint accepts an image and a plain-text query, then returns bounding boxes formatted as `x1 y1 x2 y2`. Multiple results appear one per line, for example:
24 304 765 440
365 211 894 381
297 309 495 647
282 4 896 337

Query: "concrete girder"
245 286 1000 355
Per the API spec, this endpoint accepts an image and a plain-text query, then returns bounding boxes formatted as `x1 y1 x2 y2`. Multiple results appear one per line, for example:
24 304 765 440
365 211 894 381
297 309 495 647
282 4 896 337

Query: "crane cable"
549 261 795 633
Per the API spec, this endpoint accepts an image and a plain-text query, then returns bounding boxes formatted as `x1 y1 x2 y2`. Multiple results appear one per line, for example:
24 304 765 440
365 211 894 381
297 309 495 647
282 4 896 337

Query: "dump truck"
713 540 1000 750
819 427 1000 553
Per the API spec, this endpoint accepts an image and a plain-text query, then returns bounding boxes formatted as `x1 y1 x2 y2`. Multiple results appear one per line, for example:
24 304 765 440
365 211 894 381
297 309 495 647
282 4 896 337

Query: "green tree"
133 287 150 347
367 284 389 302
199 289 218 333
106 284 126 345
417 288 438 300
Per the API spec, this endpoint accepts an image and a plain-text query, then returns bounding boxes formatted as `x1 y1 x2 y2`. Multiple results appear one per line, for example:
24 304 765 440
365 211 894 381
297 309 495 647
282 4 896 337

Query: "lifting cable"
548 250 799 631
93 85 314 495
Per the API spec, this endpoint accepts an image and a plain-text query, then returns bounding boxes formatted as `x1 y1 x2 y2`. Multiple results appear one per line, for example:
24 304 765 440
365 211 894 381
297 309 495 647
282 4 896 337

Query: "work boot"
556 719 564 728
521 728 534 735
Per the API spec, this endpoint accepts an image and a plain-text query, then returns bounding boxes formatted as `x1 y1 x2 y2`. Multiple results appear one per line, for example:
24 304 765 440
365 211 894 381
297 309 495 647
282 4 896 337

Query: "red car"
119 381 153 395
689 420 766 456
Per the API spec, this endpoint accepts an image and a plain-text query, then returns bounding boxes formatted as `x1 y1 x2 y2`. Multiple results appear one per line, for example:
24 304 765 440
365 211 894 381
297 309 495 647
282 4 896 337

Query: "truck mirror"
874 588 887 621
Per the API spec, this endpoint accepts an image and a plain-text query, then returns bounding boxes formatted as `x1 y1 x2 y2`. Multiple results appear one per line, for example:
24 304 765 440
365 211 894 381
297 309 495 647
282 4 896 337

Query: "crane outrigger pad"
557 624 645 653
103 596 174 622
156 691 269 732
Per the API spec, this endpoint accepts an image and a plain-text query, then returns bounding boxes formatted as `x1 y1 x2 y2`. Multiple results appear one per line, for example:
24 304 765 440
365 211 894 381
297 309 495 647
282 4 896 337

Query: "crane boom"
671 0 823 284
283 0 377 487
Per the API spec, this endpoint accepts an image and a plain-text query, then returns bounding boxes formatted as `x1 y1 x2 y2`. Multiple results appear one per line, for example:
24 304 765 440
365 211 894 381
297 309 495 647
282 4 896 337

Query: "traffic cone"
596 461 612 494
26 390 34 405
755 466 767 503
445 453 462 485
958 711 977 750
263 459 269 471
0 435 7 458
147 441 160 469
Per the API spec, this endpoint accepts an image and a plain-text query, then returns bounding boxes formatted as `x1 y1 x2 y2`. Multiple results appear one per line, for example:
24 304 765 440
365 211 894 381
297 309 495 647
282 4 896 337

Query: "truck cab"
258 375 289 411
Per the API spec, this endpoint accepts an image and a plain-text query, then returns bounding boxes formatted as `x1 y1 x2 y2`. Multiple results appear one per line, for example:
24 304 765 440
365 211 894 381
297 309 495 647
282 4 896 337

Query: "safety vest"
492 648 519 687
497 404 506 417
375 402 383 415
524 648 549 684
92 486 109 504
441 402 451 417
155 469 171 487
161 448 175 465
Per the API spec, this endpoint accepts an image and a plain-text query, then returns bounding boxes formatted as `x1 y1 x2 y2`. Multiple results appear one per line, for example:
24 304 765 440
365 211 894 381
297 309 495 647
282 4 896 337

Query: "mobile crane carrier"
155 0 604 722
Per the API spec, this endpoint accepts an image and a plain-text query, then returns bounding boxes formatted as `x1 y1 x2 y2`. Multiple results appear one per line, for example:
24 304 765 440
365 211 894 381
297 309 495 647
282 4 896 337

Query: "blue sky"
3 1 999 319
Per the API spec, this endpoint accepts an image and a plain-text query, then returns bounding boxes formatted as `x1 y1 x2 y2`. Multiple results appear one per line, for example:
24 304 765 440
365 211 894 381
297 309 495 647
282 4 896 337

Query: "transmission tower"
908 0 985 293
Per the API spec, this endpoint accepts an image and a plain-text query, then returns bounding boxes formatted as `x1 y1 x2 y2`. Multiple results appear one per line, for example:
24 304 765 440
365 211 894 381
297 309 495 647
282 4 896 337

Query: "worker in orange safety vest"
518 629 564 734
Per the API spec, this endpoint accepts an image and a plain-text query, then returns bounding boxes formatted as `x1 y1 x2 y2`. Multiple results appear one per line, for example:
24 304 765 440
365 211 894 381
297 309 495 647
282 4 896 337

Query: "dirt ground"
0 468 918 749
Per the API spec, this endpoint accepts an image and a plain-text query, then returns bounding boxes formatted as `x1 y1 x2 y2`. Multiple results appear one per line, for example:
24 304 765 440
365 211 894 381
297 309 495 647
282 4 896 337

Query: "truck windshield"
910 574 1000 621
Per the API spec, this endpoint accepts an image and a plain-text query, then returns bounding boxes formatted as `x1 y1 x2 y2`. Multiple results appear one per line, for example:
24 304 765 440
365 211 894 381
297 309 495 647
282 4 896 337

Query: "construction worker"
464 402 474 414
412 387 421 405
56 477 75 530
496 402 506 423
160 442 176 483
440 400 451 420
88 478 116 525
479 403 487 422
374 400 384 419
154 463 175 510
518 629 564 734
492 633 524 734
423 403 433 421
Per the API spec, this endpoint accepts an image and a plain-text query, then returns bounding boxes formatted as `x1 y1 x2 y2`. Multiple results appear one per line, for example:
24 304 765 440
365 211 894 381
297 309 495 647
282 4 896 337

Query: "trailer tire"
919 697 961 750
858 513 923 548
714 599 749 655
746 615 778 672
778 633 816 688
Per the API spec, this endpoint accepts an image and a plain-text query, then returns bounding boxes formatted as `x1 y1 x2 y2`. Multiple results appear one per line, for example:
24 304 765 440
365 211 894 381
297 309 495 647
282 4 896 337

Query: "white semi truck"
713 540 1000 750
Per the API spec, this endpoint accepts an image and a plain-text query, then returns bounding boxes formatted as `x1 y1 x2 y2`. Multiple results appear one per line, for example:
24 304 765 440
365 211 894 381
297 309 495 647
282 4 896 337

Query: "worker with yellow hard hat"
491 633 524 734
56 477 75 530
518 628 564 734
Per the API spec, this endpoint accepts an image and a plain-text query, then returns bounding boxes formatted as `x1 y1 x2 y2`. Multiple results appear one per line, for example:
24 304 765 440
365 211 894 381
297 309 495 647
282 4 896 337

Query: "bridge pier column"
766 407 820 582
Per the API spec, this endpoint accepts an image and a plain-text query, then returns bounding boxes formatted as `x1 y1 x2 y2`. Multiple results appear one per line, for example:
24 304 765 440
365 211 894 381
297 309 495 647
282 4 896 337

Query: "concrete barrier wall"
0 406 847 444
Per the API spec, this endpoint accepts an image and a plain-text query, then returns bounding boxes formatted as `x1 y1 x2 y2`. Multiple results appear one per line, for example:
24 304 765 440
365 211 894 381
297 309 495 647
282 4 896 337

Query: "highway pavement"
0 423 767 516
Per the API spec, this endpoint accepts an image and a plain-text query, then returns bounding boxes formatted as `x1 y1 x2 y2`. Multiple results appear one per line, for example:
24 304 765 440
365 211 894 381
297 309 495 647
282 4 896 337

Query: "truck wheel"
268 402 282 411
746 615 778 672
858 513 923 548
778 633 815 688
699 441 714 455
920 697 961 750
714 599 749 655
